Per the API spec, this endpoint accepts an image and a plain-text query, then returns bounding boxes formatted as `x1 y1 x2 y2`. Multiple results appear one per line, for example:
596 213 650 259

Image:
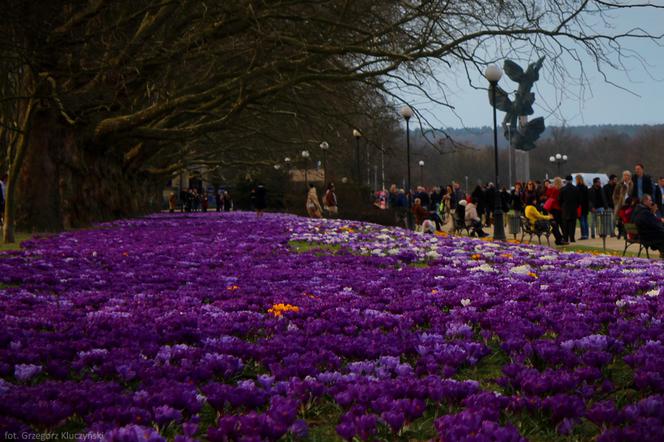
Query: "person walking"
223 190 232 211
168 192 177 213
559 175 580 243
575 175 590 240
305 184 322 218
589 177 609 239
254 183 267 218
215 190 223 212
323 182 338 216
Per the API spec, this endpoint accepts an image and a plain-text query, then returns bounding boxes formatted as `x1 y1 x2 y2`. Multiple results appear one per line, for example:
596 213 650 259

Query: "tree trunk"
3 96 35 244
14 109 162 233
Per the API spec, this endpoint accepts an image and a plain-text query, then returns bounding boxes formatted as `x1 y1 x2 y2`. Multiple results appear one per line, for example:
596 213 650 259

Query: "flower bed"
1 212 663 441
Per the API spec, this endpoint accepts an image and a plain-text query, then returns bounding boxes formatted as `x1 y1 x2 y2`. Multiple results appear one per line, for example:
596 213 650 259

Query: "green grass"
408 261 429 268
288 240 342 254
0 231 36 252
454 347 510 392
298 399 344 442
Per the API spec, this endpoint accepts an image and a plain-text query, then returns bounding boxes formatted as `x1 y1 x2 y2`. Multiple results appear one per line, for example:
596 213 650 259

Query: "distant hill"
422 124 664 147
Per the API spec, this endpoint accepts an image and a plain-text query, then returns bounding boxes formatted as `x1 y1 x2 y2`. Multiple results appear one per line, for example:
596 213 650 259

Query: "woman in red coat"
544 177 563 231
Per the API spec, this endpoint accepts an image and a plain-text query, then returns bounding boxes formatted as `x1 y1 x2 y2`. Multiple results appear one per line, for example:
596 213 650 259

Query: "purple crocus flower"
14 364 41 382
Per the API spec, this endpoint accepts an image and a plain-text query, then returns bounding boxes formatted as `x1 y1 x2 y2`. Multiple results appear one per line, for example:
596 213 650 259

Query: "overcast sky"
403 6 664 129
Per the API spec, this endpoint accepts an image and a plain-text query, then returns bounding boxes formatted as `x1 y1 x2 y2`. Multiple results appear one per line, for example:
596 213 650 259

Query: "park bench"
519 216 551 246
623 223 656 258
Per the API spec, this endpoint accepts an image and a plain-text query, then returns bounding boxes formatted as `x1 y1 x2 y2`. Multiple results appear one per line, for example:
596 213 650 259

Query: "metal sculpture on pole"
489 57 546 151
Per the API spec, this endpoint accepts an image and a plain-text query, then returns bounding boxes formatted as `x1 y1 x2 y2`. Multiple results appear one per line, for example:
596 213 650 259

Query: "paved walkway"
439 218 655 256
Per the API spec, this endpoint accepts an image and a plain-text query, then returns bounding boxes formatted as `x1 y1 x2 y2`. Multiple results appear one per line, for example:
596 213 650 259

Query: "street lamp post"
352 129 362 184
418 160 424 186
485 64 506 241
301 150 310 187
320 141 329 185
400 105 414 229
549 153 568 177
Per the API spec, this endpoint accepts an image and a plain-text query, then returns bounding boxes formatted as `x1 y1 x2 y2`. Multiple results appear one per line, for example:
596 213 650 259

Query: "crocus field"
2 212 664 441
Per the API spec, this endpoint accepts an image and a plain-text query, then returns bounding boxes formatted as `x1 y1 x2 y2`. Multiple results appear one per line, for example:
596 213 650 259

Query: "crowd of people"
166 181 339 220
170 188 233 213
383 162 664 256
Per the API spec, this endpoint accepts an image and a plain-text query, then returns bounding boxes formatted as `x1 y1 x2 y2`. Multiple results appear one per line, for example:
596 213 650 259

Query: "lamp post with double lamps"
549 153 568 176
400 105 414 229
485 64 506 241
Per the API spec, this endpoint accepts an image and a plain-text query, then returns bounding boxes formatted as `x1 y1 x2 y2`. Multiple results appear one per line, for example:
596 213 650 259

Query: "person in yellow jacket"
524 197 566 245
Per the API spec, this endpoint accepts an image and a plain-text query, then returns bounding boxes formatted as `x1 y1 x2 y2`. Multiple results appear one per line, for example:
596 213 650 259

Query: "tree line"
1 0 663 242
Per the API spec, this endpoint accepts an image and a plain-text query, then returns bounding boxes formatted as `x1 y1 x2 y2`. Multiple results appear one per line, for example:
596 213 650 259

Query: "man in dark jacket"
588 177 608 239
603 174 617 237
430 186 443 212
558 175 580 243
415 186 430 209
451 181 465 209
576 175 590 239
631 163 654 201
471 183 485 222
632 194 664 257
